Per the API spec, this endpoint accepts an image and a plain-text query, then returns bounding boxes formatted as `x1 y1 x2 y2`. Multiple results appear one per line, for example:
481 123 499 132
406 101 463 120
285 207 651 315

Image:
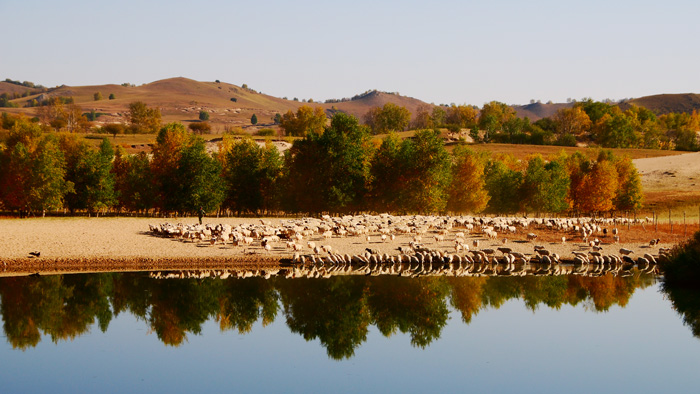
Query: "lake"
1 269 699 393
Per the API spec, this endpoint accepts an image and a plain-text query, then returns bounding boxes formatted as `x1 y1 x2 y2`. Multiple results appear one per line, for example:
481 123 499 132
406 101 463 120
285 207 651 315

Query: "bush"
94 92 103 101
251 114 258 125
199 111 210 121
554 133 577 147
255 128 275 136
189 122 212 135
109 93 115 100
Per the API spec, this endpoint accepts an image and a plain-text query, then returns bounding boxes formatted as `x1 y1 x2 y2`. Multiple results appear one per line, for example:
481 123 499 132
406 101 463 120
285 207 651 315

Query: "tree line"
0 111 642 217
293 97 699 151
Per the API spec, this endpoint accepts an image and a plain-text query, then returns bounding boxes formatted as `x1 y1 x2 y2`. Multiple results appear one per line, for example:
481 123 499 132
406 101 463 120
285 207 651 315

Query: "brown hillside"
0 81 45 96
328 90 432 121
621 93 700 115
513 102 573 121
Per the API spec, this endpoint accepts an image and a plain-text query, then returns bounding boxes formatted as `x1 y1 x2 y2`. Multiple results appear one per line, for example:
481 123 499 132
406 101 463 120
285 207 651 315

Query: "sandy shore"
0 216 678 274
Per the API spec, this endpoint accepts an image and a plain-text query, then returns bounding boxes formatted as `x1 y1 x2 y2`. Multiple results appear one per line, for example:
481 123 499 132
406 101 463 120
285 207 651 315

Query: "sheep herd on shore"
147 213 669 277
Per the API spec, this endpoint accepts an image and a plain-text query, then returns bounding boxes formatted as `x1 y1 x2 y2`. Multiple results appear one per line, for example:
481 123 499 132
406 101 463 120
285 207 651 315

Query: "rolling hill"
2 77 699 131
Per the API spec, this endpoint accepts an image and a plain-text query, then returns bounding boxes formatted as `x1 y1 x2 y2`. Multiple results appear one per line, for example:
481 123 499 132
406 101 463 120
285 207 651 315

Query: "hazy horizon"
2 0 698 106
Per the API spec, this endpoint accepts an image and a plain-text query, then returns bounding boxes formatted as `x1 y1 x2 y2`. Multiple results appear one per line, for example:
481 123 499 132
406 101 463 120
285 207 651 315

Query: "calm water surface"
1 271 699 393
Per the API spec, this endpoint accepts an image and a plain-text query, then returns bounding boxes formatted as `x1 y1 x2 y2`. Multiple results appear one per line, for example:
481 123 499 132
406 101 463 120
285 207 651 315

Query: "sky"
2 0 699 106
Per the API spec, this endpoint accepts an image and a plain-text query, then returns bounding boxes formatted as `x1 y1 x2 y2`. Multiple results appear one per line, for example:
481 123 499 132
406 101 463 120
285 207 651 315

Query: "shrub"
94 92 102 101
109 93 115 100
189 122 211 135
255 128 275 136
230 97 237 102
251 114 258 125
199 111 210 121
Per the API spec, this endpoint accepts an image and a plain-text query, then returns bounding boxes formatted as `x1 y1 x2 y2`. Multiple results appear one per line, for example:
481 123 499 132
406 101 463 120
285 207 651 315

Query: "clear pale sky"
2 0 698 106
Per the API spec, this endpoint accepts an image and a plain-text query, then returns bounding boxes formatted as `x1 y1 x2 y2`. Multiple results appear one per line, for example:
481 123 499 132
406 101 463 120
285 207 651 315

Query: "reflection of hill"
0 272 657 358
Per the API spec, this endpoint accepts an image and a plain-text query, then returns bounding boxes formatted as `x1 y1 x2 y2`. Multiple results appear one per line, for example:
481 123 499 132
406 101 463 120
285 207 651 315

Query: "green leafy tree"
363 103 411 134
0 120 72 215
520 155 570 214
369 132 404 212
108 93 115 100
112 147 156 212
199 111 209 121
613 156 643 211
60 136 116 214
396 129 452 213
484 159 523 213
221 137 282 214
251 114 258 125
175 137 225 213
284 113 373 213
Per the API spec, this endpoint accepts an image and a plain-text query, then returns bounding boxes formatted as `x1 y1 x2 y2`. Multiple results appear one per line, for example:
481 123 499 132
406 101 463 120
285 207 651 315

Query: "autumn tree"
128 101 162 133
94 92 102 101
279 105 327 137
363 103 411 134
553 106 591 137
567 152 619 213
592 109 639 148
447 146 489 213
188 122 211 135
445 105 479 129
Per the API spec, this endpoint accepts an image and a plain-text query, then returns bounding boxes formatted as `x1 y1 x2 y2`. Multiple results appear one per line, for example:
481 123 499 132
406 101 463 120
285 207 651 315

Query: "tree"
369 133 404 212
273 113 282 124
567 152 619 213
613 156 643 211
484 159 523 213
59 135 116 214
108 93 115 100
478 101 517 142
94 92 102 101
220 137 282 214
395 129 452 213
199 111 209 121
445 105 479 129
112 147 156 212
284 113 373 213
520 155 570 214
251 114 258 125
593 110 639 148
553 107 591 136
363 103 411 134
279 106 327 137
431 107 446 127
128 101 162 133
0 119 73 215
151 122 223 214
102 123 125 138
447 146 489 213
411 105 434 129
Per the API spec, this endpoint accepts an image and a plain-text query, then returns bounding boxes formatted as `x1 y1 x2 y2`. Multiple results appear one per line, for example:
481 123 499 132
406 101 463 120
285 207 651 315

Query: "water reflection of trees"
0 272 657 357
662 283 700 338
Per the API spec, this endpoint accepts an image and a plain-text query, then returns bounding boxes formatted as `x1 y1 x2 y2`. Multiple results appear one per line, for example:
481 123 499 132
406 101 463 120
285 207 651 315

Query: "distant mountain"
620 93 700 115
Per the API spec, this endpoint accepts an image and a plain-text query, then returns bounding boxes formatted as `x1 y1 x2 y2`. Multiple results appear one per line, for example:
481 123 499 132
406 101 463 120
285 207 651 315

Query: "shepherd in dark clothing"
198 207 205 225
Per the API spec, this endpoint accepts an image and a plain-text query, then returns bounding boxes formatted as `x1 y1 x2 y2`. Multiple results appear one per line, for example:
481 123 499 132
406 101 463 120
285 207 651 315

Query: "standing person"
198 206 205 225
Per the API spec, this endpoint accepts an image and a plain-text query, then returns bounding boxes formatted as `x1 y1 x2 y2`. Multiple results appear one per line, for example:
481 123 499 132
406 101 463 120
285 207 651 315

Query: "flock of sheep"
147 213 668 278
